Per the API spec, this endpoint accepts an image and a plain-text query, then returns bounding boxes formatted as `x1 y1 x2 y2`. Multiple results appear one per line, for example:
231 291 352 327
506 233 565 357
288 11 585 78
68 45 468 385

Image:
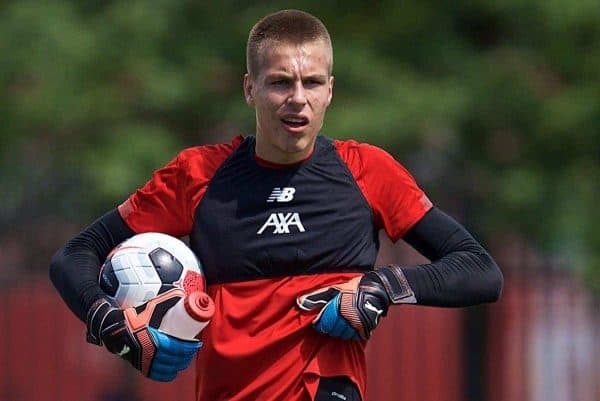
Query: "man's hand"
297 266 416 340
86 288 202 382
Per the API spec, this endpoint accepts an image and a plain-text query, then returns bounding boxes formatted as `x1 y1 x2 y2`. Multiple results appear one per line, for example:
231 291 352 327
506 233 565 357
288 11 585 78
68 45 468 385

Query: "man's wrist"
86 298 121 346
373 265 417 304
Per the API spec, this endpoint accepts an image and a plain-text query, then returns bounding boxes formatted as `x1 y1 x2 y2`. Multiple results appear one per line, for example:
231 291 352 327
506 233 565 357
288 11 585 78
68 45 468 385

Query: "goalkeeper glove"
86 288 202 382
297 266 416 340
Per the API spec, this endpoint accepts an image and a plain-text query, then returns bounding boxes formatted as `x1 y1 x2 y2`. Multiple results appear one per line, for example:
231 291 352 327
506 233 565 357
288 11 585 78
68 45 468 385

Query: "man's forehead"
257 40 332 75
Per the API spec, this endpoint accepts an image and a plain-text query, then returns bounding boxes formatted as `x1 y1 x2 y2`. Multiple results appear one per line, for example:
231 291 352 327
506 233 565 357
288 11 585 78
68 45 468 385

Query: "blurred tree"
1 0 598 292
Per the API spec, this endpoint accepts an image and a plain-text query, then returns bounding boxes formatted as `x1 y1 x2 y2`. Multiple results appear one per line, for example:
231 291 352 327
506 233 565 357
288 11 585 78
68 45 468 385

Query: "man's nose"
288 81 307 105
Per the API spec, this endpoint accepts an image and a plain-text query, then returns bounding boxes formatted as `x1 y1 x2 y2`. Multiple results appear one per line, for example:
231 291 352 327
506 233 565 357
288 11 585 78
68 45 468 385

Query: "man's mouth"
281 116 309 130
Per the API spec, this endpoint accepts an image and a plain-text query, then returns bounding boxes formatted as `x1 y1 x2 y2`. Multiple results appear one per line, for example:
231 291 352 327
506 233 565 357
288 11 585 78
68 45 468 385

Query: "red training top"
118 135 431 401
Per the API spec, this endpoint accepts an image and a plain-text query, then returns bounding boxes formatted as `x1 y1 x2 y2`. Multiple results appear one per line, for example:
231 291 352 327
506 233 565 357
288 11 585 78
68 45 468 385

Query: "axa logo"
257 212 306 234
267 187 295 203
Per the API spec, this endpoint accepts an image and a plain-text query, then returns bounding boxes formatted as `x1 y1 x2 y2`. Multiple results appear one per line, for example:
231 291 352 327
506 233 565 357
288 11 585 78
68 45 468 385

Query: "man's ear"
326 75 334 106
243 73 254 106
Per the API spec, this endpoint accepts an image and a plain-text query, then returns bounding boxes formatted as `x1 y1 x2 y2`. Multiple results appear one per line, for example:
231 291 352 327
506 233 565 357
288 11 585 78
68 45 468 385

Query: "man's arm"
49 209 135 322
400 207 503 306
298 207 503 340
49 209 202 381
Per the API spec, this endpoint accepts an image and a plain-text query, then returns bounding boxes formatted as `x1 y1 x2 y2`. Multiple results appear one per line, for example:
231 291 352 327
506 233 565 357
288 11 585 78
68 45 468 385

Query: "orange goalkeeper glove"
297 266 416 340
86 288 202 381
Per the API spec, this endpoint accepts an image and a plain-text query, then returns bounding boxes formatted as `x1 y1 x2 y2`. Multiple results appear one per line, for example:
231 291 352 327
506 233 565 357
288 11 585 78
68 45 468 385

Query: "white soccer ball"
98 232 205 309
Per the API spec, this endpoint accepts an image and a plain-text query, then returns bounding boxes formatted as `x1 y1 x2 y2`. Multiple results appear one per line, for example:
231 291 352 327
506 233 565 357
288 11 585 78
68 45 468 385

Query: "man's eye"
271 80 287 86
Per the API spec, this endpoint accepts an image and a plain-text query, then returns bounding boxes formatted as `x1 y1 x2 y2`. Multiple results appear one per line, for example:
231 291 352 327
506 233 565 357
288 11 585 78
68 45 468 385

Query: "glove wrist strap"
86 298 119 346
374 265 417 304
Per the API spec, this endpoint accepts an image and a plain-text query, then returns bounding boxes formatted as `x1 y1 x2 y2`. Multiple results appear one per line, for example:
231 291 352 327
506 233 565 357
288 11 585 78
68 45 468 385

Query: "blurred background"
1 1 598 400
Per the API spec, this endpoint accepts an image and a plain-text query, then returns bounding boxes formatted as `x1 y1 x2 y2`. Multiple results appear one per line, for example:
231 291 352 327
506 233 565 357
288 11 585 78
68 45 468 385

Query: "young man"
50 9 502 401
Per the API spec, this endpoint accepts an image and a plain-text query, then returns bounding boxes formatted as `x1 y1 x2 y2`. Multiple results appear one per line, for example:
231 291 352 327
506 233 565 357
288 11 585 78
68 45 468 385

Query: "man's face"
243 40 334 164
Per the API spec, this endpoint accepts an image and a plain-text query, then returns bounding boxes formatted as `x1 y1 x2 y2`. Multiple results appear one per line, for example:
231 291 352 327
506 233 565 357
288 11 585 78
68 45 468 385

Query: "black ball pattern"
149 247 184 294
99 260 119 297
99 247 185 299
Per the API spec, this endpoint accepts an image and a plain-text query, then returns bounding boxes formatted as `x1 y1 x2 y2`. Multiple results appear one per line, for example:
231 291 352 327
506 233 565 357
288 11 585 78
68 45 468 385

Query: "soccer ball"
99 232 205 309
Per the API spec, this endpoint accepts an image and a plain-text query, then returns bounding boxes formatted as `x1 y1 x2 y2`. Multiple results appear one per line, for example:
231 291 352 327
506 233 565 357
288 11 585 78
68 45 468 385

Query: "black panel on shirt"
190 136 379 285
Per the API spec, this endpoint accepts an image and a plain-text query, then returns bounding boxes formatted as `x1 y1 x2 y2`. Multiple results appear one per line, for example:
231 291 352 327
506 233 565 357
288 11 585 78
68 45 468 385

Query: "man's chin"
282 133 314 150
278 135 316 162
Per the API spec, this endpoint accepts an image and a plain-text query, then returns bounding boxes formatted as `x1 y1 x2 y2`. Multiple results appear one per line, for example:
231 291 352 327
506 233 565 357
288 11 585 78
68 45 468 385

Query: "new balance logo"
257 212 306 234
267 187 295 203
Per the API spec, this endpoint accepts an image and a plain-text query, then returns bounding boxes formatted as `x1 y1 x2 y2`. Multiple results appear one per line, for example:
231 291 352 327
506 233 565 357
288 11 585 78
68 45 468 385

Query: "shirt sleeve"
118 153 192 237
117 137 244 237
337 140 433 242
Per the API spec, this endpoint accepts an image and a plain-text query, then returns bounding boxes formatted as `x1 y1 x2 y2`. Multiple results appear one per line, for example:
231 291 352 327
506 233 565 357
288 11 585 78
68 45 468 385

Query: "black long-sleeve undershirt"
400 207 503 306
49 206 502 323
49 210 134 322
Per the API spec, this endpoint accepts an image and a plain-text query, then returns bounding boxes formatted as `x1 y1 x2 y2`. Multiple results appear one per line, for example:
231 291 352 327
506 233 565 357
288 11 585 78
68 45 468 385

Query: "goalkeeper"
50 9 503 401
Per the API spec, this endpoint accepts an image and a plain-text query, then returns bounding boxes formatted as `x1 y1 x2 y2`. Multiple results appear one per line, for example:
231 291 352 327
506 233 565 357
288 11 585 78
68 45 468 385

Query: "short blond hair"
246 9 333 77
